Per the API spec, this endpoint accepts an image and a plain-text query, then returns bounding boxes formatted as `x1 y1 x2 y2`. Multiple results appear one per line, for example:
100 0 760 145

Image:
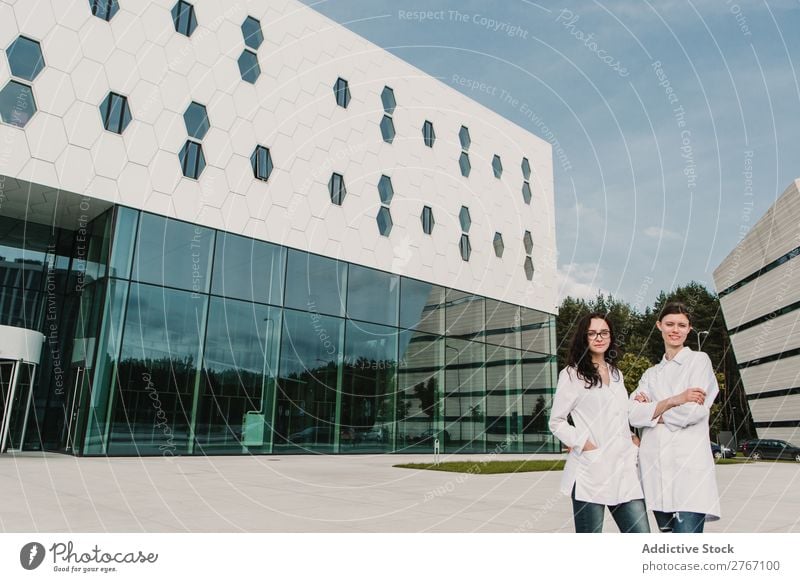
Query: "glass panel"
521 351 557 453
284 249 346 317
6 36 45 81
238 50 260 83
274 308 343 454
399 278 444 334
131 213 215 293
108 284 208 455
485 344 522 452
340 320 397 453
520 308 551 354
484 299 520 348
0 80 36 127
445 289 483 340
396 331 443 451
444 338 485 453
211 231 285 306
346 264 398 327
108 207 139 279
195 297 281 453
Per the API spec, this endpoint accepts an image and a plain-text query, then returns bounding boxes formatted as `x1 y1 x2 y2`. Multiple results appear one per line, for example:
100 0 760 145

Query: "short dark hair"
658 301 692 323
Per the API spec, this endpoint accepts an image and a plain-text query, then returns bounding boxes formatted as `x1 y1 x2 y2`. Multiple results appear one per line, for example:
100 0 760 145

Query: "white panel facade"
728 310 800 363
0 0 557 314
719 258 800 328
740 355 800 395
748 396 800 423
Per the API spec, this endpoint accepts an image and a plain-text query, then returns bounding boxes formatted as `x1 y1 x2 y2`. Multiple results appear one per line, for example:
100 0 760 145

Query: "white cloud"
643 226 682 240
557 262 609 301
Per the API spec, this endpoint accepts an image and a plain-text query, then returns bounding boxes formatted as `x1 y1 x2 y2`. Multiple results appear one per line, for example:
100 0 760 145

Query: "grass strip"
394 460 565 474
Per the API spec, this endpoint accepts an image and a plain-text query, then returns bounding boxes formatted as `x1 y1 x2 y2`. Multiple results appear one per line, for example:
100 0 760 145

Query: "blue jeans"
571 486 650 533
653 510 705 533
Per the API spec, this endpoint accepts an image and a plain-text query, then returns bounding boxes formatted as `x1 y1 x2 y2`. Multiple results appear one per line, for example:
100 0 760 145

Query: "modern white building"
0 0 557 455
713 179 800 445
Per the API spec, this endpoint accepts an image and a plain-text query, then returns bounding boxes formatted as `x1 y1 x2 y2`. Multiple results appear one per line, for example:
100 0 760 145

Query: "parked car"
711 442 734 459
742 439 800 461
288 426 328 444
738 439 758 454
357 426 388 443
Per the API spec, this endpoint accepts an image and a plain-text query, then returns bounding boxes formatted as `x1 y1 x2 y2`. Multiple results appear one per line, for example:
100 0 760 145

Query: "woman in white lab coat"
629 302 720 533
549 313 649 533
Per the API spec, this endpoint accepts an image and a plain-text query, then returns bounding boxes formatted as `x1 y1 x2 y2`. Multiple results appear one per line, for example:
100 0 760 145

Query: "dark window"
521 157 531 180
329 172 346 205
422 120 435 147
493 233 504 258
381 86 396 114
89 0 119 21
522 181 532 205
380 115 395 143
377 207 393 237
99 92 131 134
284 249 347 317
421 206 434 234
399 279 445 333
333 77 350 108
171 1 197 37
459 152 471 177
211 231 285 305
492 154 503 178
0 81 36 128
459 206 471 232
459 125 471 150
459 234 471 261
346 264 399 326
183 101 209 140
238 50 260 83
179 140 206 179
242 16 263 50
6 36 45 81
523 230 533 254
251 145 273 181
378 175 393 204
524 256 534 280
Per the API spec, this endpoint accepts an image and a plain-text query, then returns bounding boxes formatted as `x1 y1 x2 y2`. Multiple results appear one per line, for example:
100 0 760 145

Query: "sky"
299 0 800 308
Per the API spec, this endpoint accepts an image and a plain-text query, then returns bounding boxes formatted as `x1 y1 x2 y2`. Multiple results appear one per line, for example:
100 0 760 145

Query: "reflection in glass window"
376 207 393 237
197 298 281 453
284 249 346 317
6 36 45 81
484 299 520 348
238 50 260 83
459 206 471 232
522 157 531 180
250 145 273 181
109 283 207 454
241 16 264 49
485 344 522 451
522 181 532 205
380 115 395 143
459 125 470 150
422 120 435 147
492 154 503 178
381 86 396 114
99 92 132 134
346 264 399 327
275 309 343 453
399 279 445 334
183 101 209 140
444 338 485 453
0 81 36 128
520 309 551 354
131 212 215 293
421 206 434 235
172 1 197 37
523 230 533 254
211 231 285 305
179 140 205 179
524 256 534 280
459 152 471 177
89 0 119 21
445 289 484 340
396 331 443 450
333 77 350 108
328 172 346 205
493 233 504 258
377 175 394 204
459 234 471 261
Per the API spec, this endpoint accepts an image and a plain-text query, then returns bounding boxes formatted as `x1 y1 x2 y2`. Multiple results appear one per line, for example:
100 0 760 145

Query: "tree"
617 352 652 394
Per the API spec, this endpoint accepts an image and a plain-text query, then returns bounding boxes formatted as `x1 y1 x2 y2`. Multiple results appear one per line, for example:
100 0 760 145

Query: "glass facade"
1 206 558 456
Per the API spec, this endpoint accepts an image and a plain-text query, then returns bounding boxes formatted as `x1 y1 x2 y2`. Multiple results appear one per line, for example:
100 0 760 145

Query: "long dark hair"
567 312 620 389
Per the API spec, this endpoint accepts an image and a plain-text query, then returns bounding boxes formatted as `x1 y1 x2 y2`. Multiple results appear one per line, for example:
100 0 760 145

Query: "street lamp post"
693 329 710 350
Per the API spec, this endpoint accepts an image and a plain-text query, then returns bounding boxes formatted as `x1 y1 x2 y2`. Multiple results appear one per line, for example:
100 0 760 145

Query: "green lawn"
394 460 565 474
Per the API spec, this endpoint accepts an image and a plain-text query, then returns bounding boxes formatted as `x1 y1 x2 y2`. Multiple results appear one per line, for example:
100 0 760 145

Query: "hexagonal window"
238 50 260 84
422 120 435 147
251 145 273 182
333 77 350 108
381 86 396 114
242 16 263 50
459 206 471 232
522 181 532 205
493 233 504 258
6 36 45 82
378 175 393 204
179 140 205 179
99 92 132 134
89 0 120 21
524 256 534 280
522 157 531 180
172 1 197 37
459 125 471 151
380 115 395 144
492 154 503 178
421 206 434 235
0 81 36 128
329 172 346 205
459 234 471 262
459 152 471 178
184 101 209 140
523 230 533 254
377 206 393 237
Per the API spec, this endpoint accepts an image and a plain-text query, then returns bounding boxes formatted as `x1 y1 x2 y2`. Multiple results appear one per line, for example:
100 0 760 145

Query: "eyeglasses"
587 330 610 340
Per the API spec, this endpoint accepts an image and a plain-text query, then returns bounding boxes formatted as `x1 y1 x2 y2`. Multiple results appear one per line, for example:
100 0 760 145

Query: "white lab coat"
628 347 721 521
549 366 644 505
